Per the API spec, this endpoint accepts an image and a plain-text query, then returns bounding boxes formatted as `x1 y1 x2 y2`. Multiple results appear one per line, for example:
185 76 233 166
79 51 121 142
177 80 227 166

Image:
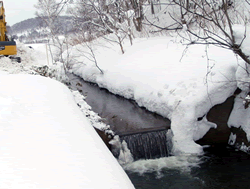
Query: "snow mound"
0 74 134 188
0 42 47 74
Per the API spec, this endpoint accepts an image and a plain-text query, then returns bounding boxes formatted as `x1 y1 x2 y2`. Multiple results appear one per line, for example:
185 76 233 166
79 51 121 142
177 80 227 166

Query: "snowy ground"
0 45 135 188
69 34 241 155
5 28 250 181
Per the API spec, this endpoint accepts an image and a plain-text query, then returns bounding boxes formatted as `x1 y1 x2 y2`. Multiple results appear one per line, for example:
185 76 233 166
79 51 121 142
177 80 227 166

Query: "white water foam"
123 154 202 177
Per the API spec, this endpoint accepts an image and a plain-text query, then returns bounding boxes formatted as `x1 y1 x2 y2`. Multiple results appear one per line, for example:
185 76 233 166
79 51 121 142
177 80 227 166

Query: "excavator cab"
0 1 20 63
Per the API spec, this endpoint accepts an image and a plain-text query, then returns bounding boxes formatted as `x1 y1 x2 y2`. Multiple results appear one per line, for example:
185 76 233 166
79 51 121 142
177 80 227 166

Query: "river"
126 145 250 189
68 74 250 189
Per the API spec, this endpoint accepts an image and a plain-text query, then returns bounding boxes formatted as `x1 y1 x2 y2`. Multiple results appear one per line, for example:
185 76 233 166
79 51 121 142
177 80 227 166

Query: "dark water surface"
127 146 250 189
68 74 171 135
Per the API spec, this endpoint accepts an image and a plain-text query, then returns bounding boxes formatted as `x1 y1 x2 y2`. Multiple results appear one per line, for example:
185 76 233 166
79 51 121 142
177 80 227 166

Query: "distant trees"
35 0 162 54
69 0 137 53
67 0 173 53
35 0 69 36
34 0 250 68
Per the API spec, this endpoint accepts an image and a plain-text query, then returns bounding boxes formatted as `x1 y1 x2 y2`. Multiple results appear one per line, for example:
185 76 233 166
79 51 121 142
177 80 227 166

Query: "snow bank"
71 90 112 131
0 73 134 188
228 91 250 138
226 25 250 149
71 36 239 154
0 43 48 75
233 25 250 92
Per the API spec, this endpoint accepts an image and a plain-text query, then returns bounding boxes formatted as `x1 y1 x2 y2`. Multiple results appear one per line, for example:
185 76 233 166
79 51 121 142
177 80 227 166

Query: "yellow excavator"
0 1 21 63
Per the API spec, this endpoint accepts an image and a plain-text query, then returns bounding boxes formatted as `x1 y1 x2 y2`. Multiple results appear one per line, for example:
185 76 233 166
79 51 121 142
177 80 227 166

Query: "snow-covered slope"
0 47 135 188
10 17 74 44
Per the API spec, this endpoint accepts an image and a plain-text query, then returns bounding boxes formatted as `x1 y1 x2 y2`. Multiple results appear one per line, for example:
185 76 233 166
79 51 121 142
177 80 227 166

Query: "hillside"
10 17 45 34
9 16 74 43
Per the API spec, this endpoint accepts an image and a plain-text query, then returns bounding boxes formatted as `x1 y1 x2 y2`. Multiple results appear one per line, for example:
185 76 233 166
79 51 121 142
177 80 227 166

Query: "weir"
68 74 172 160
120 129 170 160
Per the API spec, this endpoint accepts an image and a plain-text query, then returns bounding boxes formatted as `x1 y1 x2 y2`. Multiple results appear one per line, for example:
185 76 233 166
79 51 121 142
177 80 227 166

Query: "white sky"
4 0 37 26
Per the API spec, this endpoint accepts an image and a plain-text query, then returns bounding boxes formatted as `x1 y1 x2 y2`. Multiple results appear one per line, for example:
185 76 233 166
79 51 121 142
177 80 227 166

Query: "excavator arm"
0 1 7 41
0 1 20 62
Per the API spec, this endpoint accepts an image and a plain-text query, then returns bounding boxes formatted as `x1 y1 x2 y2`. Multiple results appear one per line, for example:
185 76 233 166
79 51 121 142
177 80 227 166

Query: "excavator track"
9 56 21 63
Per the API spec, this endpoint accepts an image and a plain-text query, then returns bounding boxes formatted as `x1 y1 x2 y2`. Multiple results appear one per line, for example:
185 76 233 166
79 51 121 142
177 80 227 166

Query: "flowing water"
68 74 171 134
68 74 250 189
126 146 250 189
120 130 170 160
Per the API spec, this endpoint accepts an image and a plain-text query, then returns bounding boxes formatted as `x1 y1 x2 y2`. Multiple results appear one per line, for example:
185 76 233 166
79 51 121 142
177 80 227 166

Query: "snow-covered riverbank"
70 36 240 154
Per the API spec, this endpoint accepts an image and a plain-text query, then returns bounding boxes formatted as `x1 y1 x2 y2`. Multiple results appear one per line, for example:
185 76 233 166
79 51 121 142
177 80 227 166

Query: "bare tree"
169 0 250 64
35 0 71 71
130 0 144 32
69 0 132 53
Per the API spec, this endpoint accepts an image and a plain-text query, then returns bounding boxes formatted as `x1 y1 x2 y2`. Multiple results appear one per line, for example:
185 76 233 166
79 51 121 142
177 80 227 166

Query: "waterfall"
120 130 170 160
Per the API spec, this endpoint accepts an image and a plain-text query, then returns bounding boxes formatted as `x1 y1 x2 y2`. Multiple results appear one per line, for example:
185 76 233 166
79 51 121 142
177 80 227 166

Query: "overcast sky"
4 0 37 26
